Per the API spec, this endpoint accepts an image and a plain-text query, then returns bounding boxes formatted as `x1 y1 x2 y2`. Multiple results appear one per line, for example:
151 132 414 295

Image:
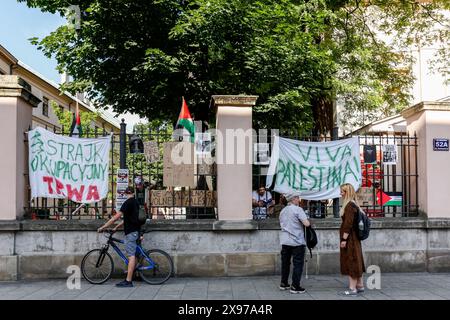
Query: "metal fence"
252 130 419 219
24 123 217 220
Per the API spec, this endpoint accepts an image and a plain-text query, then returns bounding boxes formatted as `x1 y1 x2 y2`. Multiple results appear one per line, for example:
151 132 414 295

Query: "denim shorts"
124 231 139 257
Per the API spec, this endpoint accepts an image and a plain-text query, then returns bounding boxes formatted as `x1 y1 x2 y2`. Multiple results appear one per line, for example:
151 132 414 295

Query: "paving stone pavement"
1 273 450 300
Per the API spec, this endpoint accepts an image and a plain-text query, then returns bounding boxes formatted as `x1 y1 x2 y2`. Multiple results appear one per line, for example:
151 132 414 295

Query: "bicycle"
81 229 174 285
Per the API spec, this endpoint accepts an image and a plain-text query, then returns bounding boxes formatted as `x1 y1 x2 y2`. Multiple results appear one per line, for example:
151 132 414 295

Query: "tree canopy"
21 0 450 134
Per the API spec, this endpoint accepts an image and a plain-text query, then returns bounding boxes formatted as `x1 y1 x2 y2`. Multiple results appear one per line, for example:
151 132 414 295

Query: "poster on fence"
116 169 129 211
266 136 362 200
28 127 111 203
254 143 270 165
150 190 216 207
163 142 195 187
195 132 212 156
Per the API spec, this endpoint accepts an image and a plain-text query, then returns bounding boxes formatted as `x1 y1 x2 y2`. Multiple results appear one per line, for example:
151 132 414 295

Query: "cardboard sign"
116 169 129 211
28 127 111 203
163 142 195 187
254 143 270 165
143 141 160 163
150 190 216 207
433 138 449 151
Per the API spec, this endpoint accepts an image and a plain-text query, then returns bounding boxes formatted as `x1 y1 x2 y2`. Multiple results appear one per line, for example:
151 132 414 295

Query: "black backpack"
304 226 318 258
352 202 371 241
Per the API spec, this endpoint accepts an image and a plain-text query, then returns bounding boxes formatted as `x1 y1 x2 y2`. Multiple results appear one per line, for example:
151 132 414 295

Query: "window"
42 97 49 117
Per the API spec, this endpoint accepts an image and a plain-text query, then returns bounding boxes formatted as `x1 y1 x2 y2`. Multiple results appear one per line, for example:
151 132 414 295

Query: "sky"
0 0 143 131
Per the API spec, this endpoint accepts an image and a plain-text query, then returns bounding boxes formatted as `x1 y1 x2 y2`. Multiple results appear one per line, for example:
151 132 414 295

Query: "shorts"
124 231 139 257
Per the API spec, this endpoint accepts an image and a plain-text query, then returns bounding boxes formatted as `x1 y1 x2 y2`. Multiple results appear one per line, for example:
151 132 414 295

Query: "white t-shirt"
252 191 272 219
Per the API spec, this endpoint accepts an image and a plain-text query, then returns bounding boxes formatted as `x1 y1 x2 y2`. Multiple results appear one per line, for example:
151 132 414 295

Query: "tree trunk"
311 95 334 136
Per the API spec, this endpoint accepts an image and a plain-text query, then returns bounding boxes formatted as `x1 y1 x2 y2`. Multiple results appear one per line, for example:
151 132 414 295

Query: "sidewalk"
1 273 450 300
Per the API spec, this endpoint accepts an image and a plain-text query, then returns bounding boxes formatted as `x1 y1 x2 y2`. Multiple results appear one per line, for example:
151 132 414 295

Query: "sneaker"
290 285 306 294
115 280 133 288
279 283 290 291
340 289 358 296
356 287 365 293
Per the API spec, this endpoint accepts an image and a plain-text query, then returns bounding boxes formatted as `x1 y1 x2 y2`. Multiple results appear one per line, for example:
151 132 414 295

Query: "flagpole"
76 92 79 137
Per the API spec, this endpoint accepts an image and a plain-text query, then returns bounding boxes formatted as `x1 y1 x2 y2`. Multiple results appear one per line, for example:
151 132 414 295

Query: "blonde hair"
339 183 358 217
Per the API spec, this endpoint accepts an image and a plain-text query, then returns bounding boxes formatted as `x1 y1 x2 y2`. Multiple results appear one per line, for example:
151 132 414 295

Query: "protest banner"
254 143 270 165
28 127 111 203
266 136 362 200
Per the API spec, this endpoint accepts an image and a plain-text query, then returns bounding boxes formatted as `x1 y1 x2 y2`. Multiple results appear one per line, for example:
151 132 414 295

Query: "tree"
22 0 450 134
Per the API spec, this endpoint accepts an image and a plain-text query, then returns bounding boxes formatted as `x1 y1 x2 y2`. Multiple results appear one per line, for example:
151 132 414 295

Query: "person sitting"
252 185 275 220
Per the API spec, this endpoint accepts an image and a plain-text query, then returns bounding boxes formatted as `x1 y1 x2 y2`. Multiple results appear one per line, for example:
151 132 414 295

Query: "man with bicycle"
98 186 141 287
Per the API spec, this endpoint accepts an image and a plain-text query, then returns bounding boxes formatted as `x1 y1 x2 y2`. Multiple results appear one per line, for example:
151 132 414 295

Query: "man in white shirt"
252 185 274 220
279 193 311 294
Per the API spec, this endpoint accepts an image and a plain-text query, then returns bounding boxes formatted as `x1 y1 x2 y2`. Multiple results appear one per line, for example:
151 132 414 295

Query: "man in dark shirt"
98 186 142 287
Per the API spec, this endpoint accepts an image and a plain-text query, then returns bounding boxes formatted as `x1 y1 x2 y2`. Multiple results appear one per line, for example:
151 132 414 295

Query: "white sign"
266 136 362 200
382 144 397 165
116 169 129 211
28 127 111 203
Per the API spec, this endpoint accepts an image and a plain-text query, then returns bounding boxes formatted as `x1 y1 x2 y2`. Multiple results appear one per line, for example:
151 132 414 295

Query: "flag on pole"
175 97 195 143
69 99 82 137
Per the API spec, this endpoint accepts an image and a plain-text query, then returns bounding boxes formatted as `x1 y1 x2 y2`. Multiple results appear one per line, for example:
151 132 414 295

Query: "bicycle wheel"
138 249 173 285
81 249 114 284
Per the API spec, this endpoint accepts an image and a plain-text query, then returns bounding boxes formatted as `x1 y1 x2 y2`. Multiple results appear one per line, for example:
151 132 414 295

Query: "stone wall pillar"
0 76 40 220
402 101 450 218
213 95 258 221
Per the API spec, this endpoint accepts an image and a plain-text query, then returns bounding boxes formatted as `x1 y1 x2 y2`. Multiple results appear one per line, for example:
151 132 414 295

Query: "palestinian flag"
69 104 82 137
175 97 195 143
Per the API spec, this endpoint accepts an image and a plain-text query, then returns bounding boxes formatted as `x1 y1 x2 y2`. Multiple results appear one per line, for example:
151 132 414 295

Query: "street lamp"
129 134 144 154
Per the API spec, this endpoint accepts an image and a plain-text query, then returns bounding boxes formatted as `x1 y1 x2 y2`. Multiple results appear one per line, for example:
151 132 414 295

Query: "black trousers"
281 245 306 287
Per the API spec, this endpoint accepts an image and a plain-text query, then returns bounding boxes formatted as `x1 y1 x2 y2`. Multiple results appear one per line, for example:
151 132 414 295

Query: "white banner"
266 136 362 200
28 127 111 203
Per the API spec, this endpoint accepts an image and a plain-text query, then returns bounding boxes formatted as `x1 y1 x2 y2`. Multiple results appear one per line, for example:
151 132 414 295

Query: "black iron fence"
252 130 419 219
